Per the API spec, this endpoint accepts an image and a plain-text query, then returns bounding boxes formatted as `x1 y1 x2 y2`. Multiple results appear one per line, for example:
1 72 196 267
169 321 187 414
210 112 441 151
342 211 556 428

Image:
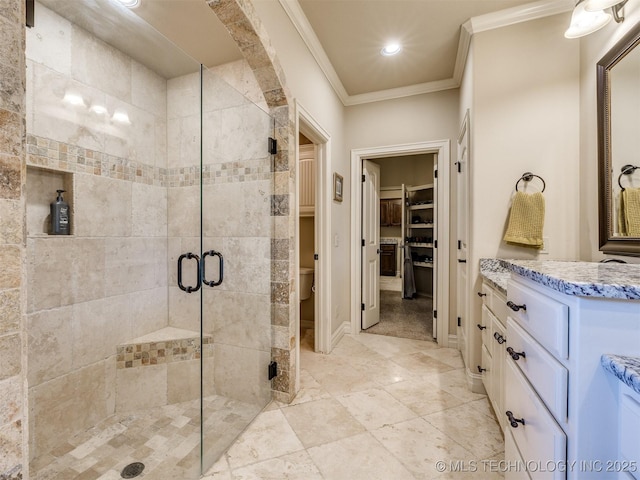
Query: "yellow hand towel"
503 191 545 249
622 188 640 236
618 190 627 236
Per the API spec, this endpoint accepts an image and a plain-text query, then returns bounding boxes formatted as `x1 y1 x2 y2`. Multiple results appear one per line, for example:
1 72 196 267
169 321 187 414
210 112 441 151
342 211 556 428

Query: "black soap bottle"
50 190 70 235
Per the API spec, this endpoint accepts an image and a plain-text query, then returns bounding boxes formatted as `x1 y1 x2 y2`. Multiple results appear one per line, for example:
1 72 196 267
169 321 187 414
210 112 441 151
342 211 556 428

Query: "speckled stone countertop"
602 354 640 395
479 258 640 300
479 259 510 295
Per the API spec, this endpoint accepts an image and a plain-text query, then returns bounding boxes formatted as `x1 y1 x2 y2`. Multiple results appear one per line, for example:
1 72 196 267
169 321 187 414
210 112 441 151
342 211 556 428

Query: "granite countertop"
479 258 640 300
479 259 510 295
602 354 640 395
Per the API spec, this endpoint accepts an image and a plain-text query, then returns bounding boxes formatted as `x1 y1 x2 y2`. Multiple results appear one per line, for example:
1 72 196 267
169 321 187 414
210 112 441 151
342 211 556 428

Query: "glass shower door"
198 65 274 473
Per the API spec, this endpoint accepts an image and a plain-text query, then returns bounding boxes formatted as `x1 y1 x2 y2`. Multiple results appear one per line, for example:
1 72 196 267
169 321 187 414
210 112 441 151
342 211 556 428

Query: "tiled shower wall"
24 0 274 463
0 0 25 477
24 4 170 461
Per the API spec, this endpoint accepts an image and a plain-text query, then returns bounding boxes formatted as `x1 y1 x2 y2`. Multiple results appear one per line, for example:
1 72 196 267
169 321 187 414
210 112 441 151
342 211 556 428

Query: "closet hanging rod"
618 164 639 190
515 172 545 192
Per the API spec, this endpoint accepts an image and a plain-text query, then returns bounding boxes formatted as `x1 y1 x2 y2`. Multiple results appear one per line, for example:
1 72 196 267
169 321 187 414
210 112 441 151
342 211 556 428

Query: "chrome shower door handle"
202 250 223 287
178 252 201 293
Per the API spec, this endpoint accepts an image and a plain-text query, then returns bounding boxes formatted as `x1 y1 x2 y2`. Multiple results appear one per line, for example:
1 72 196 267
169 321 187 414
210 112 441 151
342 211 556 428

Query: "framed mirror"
598 22 640 255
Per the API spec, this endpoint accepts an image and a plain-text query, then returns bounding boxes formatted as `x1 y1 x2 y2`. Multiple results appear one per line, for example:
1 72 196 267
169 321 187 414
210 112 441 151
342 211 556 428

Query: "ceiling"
38 0 574 105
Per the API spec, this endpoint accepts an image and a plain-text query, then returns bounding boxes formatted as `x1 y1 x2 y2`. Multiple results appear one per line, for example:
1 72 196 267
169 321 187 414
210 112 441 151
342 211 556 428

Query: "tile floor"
204 330 505 480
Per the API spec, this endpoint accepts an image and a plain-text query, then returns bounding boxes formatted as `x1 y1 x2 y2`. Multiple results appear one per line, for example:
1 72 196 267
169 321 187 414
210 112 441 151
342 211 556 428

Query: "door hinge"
434 240 437 248
314 253 319 260
361 303 365 311
362 174 366 182
268 361 278 380
434 169 438 179
268 137 277 155
362 239 365 247
433 310 437 319
457 240 462 250
457 317 461 327
457 162 462 173
26 0 34 27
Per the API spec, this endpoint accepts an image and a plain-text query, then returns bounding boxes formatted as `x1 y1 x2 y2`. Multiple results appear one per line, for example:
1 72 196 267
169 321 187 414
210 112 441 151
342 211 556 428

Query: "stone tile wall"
0 0 25 478
207 0 298 403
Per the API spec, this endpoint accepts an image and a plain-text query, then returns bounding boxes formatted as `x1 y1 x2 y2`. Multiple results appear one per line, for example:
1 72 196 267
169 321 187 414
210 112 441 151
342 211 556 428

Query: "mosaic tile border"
116 336 213 369
26 135 272 187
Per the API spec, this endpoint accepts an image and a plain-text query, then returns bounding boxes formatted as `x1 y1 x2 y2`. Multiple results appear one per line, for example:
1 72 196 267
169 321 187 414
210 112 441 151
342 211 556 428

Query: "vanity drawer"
505 360 567 480
481 343 493 393
505 429 532 480
482 283 509 323
507 318 568 422
507 280 569 360
481 305 493 346
620 390 640 476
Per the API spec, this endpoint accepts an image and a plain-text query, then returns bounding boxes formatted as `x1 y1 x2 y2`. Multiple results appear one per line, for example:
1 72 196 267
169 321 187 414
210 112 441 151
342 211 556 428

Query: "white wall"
251 1 349 337
465 12 581 379
579 2 640 261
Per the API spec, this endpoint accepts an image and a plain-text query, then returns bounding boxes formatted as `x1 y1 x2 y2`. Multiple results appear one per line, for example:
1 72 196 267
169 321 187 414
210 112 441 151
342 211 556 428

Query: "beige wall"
579 2 640 262
0 0 25 477
252 1 349 337
464 12 581 378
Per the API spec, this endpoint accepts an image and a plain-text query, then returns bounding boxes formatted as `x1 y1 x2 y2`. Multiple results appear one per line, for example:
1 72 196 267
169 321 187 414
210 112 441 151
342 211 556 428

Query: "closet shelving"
405 183 434 268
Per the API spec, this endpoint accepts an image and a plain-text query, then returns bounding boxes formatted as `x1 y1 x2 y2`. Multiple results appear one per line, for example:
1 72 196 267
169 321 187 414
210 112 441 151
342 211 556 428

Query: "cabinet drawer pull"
505 410 525 428
507 300 526 312
493 332 506 344
507 346 526 361
477 365 487 373
477 292 487 297
476 324 487 331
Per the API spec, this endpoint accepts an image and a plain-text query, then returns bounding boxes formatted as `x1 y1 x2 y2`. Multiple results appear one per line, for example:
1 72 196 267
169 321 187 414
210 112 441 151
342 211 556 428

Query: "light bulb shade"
564 1 612 38
584 0 622 11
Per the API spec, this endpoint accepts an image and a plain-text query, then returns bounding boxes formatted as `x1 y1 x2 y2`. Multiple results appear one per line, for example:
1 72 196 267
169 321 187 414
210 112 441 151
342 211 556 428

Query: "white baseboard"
466 367 486 395
331 321 350 350
447 334 458 349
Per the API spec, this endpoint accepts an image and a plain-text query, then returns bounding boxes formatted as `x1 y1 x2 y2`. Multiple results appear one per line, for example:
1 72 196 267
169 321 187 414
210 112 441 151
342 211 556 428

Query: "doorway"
294 102 332 395
363 154 437 342
350 141 451 347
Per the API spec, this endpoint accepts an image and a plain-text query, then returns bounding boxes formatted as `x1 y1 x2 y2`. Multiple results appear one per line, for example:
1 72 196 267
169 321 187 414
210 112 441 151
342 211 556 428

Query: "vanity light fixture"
381 43 402 56
115 0 139 8
63 91 86 107
585 0 628 22
565 0 627 38
112 109 131 124
89 104 108 115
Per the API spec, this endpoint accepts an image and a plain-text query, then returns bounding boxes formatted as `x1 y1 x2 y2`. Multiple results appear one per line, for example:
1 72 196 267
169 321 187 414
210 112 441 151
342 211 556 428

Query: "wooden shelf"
413 261 434 268
408 223 433 229
408 204 434 211
408 243 433 248
406 183 434 192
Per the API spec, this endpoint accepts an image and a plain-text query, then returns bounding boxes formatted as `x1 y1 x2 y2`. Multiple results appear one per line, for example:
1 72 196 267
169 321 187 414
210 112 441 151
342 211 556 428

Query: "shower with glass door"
24 1 273 477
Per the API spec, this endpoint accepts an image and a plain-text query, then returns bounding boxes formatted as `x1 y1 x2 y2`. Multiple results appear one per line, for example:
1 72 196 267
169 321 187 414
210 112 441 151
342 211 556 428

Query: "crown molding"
280 0 575 106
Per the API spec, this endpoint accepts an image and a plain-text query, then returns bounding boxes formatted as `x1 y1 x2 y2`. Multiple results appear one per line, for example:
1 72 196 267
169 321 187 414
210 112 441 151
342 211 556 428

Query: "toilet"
299 267 314 301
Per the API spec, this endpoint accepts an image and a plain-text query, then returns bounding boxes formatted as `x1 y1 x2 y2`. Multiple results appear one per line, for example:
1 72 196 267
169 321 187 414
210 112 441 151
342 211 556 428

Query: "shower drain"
121 462 145 478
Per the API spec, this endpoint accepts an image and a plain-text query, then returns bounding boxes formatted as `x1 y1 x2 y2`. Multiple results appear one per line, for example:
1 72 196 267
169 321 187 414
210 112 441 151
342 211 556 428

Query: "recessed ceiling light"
381 43 402 56
116 0 139 8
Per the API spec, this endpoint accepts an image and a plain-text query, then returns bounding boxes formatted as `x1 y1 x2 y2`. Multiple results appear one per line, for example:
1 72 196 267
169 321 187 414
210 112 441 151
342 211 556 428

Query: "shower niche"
26 166 74 236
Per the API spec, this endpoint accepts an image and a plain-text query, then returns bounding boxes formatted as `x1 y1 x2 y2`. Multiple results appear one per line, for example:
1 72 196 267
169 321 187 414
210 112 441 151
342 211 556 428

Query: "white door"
362 160 380 330
457 111 470 357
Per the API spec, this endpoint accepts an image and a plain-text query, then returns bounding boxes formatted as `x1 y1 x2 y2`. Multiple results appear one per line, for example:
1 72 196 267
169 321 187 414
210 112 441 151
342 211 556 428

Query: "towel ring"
617 164 639 191
515 172 545 193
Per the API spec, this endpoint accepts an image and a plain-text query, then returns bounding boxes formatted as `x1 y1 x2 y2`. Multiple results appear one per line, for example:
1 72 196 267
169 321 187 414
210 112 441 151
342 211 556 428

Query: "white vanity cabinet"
478 281 508 432
504 273 640 480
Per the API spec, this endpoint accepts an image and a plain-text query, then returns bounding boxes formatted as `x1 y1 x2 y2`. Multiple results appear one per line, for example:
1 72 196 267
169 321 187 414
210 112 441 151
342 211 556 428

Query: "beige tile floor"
204 330 505 480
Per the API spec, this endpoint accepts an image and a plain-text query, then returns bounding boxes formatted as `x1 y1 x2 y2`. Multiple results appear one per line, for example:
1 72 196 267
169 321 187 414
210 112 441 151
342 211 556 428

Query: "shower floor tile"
30 395 261 480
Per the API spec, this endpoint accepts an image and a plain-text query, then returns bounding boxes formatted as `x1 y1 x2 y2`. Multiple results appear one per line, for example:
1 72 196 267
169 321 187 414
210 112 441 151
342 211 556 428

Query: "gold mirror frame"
598 22 640 255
